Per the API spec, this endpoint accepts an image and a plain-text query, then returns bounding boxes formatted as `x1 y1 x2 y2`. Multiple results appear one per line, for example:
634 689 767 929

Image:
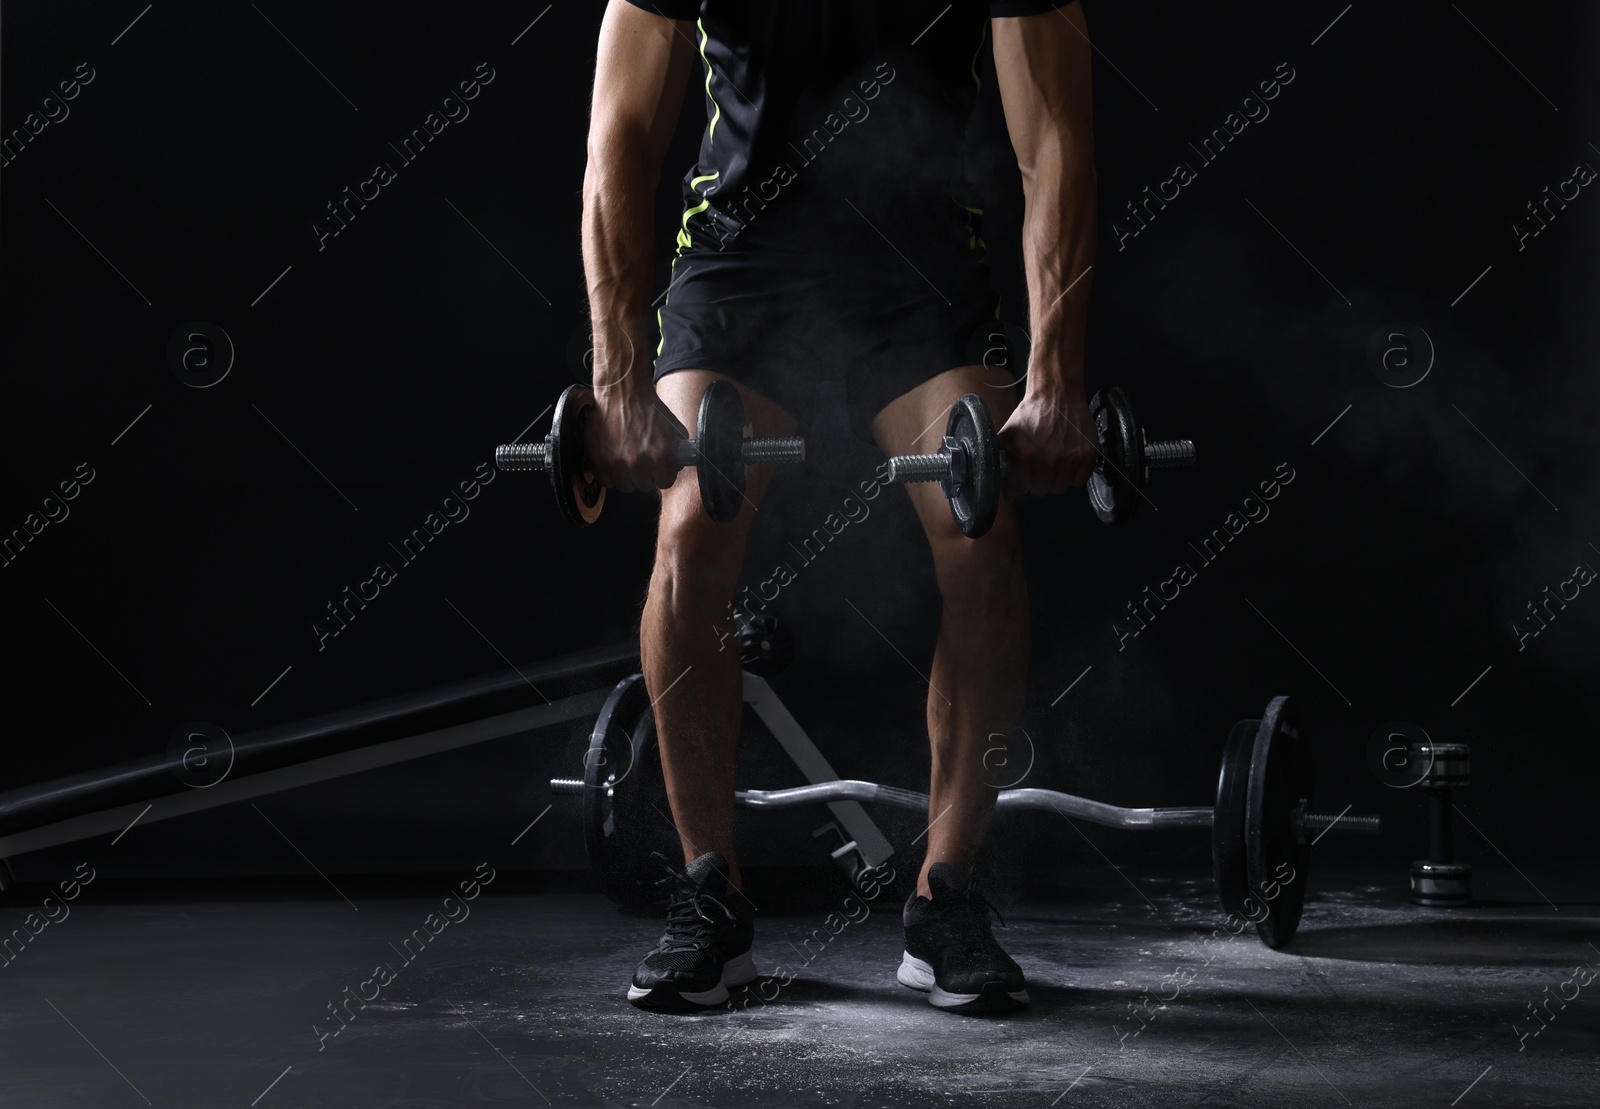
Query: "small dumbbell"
1409 741 1471 907
884 387 1195 538
496 379 805 525
734 612 793 676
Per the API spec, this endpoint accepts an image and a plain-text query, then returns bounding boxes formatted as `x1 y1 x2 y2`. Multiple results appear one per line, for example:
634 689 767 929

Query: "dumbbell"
1408 741 1471 907
885 387 1196 537
495 379 806 525
553 691 1381 948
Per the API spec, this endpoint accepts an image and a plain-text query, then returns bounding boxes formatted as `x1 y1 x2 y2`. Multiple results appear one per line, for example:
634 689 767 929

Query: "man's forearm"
1020 136 1096 401
581 2 692 397
582 141 662 394
992 3 1098 406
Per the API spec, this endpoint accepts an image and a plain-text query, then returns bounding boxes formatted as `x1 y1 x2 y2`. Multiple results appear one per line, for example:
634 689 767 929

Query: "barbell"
551 686 1378 948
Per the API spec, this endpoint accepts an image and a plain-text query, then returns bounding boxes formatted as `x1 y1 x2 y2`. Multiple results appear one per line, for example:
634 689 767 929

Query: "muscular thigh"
654 369 799 530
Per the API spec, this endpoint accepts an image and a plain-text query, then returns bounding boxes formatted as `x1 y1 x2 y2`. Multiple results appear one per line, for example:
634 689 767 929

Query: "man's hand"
997 387 1096 497
588 382 689 493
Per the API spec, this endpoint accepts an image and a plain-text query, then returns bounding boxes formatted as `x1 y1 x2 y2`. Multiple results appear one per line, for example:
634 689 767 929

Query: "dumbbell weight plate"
696 379 748 524
1243 696 1313 948
1087 387 1145 526
582 674 679 909
1212 718 1258 927
946 393 1002 538
551 384 606 527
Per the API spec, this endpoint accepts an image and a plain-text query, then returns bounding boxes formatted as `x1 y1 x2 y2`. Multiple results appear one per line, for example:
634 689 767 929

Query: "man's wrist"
588 318 651 394
591 366 653 401
1022 353 1085 402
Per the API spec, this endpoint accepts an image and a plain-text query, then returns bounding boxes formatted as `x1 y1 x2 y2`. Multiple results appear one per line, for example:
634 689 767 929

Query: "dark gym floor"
2 865 1596 1108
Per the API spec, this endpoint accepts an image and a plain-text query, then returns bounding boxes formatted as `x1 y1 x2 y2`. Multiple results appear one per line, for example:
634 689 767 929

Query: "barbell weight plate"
1244 696 1313 948
551 383 605 527
1086 387 1145 526
1212 718 1258 925
696 379 748 523
582 674 678 909
945 393 1001 538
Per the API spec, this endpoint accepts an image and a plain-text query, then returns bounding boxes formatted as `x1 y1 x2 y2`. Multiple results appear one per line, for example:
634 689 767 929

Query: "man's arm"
992 2 1098 494
583 0 696 492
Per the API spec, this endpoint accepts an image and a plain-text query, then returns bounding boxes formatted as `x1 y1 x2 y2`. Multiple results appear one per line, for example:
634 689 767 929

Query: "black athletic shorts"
653 208 1001 441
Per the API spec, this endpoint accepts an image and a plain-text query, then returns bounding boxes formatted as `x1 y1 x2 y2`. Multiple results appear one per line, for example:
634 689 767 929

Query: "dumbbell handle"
496 434 805 472
734 436 808 465
886 451 957 484
495 441 552 471
888 436 1195 484
1145 438 1197 468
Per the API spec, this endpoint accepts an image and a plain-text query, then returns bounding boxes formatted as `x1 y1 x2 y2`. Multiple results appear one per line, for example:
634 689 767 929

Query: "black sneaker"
628 851 756 1011
898 862 1028 1012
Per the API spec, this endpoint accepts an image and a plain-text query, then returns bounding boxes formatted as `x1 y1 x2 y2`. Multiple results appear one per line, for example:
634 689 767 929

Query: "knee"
654 487 747 598
930 506 1025 616
928 498 1022 569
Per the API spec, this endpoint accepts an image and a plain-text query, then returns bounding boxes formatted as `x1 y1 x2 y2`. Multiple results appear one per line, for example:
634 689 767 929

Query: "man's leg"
643 369 797 896
870 364 1027 898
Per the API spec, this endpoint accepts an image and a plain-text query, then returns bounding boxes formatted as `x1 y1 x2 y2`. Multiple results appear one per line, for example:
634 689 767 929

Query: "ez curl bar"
552 685 1378 949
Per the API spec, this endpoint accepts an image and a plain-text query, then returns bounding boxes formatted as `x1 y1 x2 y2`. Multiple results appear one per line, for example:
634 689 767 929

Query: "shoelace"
650 852 736 953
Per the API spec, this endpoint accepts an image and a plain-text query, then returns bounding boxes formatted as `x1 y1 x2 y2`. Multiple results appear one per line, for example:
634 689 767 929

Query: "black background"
1 2 1595 886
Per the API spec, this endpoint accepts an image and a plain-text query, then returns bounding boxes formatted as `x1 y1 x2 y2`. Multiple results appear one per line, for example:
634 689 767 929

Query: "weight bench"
0 643 640 884
0 635 897 902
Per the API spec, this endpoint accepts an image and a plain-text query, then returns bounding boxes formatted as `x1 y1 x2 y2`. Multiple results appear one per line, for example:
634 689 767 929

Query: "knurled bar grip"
496 442 549 470
495 437 805 472
740 437 807 465
1144 439 1197 468
889 439 1195 484
1303 812 1382 834
887 453 949 483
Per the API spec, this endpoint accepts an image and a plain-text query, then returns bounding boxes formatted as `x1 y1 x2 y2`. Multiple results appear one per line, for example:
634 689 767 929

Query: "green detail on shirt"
971 23 989 92
677 170 721 250
699 18 721 145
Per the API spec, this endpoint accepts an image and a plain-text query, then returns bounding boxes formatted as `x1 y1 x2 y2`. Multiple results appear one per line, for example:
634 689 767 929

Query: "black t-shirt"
622 0 1073 255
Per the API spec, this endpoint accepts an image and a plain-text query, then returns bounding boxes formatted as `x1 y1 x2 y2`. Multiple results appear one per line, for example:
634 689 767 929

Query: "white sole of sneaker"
629 949 759 1009
896 951 936 992
897 952 1030 1010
